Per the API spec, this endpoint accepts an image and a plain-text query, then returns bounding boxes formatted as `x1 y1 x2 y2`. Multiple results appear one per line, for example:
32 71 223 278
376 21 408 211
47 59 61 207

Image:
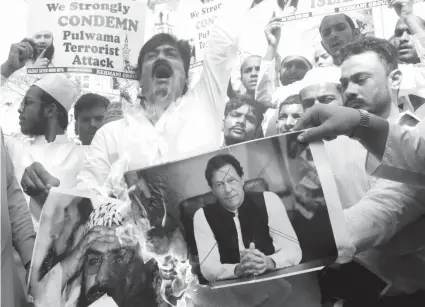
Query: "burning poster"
27 188 196 307
26 0 147 79
123 132 350 294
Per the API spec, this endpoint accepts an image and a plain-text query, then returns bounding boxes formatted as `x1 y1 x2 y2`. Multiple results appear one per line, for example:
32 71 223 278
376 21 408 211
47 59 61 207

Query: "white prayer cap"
34 74 78 112
300 66 341 90
85 202 124 232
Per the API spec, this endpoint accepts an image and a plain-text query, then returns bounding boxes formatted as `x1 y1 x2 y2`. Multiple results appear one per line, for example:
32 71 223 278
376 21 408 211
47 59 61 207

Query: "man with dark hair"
294 36 425 306
389 0 425 117
73 93 110 145
194 153 301 283
77 0 265 197
338 36 400 119
5 74 86 231
240 55 262 99
276 94 303 134
319 13 361 66
222 96 264 146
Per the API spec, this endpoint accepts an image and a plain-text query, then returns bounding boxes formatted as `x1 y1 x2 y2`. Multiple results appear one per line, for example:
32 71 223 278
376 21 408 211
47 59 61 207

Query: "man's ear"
43 103 57 118
388 69 402 91
74 119 79 136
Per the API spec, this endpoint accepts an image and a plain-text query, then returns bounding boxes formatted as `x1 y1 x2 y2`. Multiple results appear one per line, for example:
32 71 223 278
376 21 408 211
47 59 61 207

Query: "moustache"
345 98 365 108
86 284 115 303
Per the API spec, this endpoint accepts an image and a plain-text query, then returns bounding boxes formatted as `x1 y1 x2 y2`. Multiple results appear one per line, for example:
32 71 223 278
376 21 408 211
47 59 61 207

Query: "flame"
105 155 199 307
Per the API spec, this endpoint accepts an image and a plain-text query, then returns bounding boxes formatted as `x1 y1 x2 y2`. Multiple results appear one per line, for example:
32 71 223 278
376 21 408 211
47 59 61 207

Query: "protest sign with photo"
124 133 350 290
28 188 197 307
26 0 147 79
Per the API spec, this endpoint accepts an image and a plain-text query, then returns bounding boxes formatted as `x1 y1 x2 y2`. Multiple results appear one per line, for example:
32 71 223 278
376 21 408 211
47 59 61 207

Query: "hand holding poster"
26 0 147 79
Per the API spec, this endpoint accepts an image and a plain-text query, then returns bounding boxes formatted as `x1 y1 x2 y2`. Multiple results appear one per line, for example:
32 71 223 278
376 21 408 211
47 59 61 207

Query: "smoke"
104 155 199 307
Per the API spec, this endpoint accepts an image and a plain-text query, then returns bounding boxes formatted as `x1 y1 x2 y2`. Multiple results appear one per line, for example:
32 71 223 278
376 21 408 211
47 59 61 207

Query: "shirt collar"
32 134 69 145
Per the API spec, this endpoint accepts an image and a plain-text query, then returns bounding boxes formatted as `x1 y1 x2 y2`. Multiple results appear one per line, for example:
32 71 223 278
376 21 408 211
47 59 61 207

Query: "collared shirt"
1 129 36 307
193 191 302 282
77 0 251 197
5 134 87 231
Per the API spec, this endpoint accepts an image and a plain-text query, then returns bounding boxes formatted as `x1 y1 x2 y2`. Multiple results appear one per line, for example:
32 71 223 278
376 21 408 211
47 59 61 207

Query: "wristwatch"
350 109 370 140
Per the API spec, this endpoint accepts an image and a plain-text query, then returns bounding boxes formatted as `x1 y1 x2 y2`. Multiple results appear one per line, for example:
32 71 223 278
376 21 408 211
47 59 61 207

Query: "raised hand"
33 49 50 68
264 12 285 49
1 40 34 78
388 0 414 17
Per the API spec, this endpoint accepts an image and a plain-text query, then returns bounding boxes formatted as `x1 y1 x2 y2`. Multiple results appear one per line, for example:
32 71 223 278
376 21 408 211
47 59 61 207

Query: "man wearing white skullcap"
298 66 343 110
5 74 87 232
254 14 312 110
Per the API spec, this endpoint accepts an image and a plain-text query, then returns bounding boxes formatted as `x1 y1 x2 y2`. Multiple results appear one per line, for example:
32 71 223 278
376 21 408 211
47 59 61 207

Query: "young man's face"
280 59 310 86
340 51 392 118
223 104 258 145
394 19 420 64
300 83 343 110
241 56 261 93
139 44 186 104
75 105 108 145
314 47 334 67
320 14 356 58
210 164 245 211
276 104 303 134
18 86 47 136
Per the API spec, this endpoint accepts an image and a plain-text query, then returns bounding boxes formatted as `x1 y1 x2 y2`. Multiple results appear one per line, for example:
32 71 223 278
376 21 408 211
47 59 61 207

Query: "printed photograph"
124 133 346 289
28 188 196 307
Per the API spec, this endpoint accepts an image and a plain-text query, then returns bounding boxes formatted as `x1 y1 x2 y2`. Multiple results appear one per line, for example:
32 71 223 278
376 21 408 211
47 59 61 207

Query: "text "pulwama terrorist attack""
47 2 139 69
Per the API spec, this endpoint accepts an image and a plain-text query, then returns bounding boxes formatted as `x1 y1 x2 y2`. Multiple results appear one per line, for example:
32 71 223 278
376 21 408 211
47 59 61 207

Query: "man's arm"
193 0 256 121
344 179 425 255
255 15 284 108
264 192 302 269
76 126 113 196
193 209 238 282
4 135 36 268
365 122 425 186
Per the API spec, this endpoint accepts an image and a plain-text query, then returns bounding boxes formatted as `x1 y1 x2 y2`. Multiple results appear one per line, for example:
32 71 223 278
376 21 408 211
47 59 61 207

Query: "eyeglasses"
20 97 44 110
84 250 135 275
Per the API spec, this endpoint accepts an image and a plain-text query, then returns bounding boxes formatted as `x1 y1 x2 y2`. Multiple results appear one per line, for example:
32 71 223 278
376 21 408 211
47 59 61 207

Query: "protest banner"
26 0 147 79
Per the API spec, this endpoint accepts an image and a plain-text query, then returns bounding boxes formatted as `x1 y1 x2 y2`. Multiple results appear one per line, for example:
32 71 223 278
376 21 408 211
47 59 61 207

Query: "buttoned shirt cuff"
269 253 293 270
204 263 238 282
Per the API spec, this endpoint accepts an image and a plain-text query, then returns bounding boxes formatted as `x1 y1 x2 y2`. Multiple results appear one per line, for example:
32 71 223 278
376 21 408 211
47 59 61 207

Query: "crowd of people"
1 0 425 306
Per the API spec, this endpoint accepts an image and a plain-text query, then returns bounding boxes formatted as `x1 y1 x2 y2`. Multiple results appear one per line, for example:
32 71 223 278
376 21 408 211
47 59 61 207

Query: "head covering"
281 55 313 70
34 74 78 112
85 202 124 232
300 66 341 90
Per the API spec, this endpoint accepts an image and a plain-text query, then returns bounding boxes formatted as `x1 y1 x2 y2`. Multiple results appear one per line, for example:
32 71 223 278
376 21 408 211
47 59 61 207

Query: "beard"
21 108 47 136
34 44 55 62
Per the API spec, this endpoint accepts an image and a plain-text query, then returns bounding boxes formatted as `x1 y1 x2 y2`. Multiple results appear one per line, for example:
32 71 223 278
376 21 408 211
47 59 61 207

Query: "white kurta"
77 0 249 196
5 135 87 230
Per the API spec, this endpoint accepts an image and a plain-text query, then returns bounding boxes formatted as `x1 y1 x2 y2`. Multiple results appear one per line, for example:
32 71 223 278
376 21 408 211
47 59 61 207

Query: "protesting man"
77 0 264 197
296 37 425 306
73 93 110 145
222 96 264 146
4 70 85 230
194 154 302 282
389 0 425 117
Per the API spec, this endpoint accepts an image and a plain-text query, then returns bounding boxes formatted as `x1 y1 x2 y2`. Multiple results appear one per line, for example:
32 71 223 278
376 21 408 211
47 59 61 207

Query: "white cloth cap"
34 74 78 112
300 66 341 90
